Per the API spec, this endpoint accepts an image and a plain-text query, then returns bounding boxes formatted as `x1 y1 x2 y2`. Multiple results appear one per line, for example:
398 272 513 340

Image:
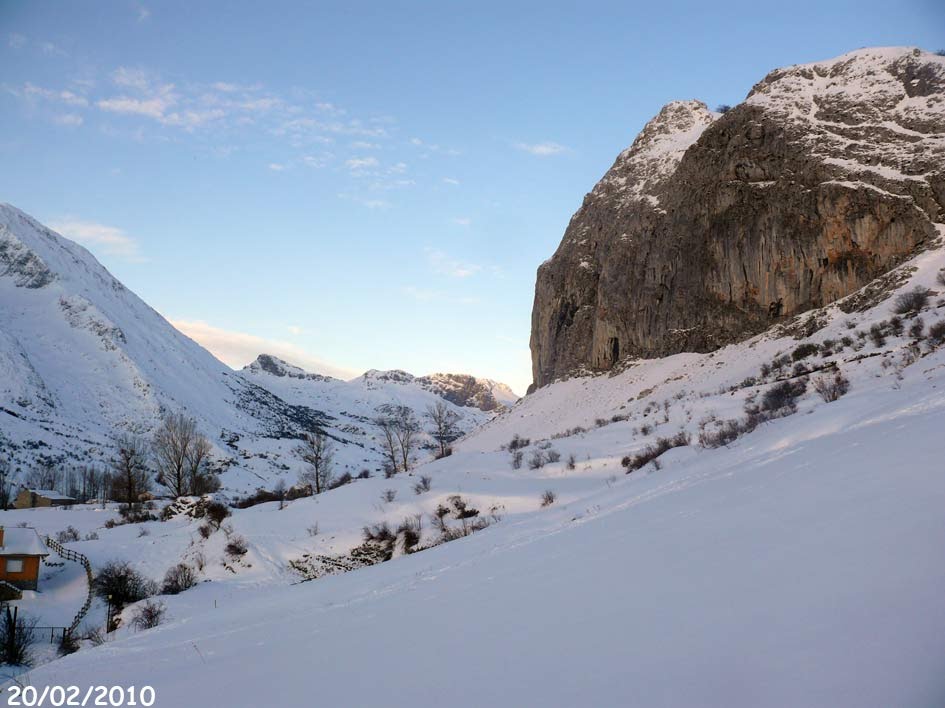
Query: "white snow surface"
6 233 945 705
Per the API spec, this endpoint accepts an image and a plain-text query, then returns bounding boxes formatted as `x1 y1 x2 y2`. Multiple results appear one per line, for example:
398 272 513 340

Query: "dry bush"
540 490 556 507
893 286 930 315
813 373 850 403
131 600 166 631
161 563 197 595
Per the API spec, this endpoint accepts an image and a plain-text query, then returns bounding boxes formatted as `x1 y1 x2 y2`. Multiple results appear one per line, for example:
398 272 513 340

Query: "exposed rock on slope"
531 47 945 388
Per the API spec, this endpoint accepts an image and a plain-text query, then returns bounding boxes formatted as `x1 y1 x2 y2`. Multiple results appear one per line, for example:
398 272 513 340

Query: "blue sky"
2 1 942 394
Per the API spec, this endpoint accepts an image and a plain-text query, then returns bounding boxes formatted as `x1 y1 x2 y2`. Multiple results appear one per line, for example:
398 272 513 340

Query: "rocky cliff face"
531 47 945 389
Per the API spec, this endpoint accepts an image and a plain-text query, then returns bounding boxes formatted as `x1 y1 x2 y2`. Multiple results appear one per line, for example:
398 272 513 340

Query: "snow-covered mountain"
0 204 512 492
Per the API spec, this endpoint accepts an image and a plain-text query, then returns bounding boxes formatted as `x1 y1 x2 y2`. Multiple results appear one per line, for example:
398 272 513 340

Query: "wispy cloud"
48 218 145 262
169 319 357 380
442 177 460 185
452 217 472 227
52 113 83 127
267 162 287 171
8 33 27 50
135 3 151 22
426 248 480 278
345 156 380 170
514 141 569 156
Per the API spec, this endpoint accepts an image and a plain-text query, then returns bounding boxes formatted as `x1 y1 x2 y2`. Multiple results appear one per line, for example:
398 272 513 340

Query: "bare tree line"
0 410 219 509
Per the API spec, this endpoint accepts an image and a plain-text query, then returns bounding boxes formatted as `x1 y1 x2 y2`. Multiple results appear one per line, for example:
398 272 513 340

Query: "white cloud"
135 4 151 22
426 248 480 278
350 140 379 150
514 141 569 157
8 34 27 50
442 177 460 185
287 325 303 335
169 319 357 380
52 113 83 127
111 67 152 91
452 217 472 227
21 83 88 107
345 156 379 170
48 218 145 262
268 162 287 171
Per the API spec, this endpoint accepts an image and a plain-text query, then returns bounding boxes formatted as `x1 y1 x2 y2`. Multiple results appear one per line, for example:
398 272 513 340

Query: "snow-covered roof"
24 489 75 500
0 527 49 556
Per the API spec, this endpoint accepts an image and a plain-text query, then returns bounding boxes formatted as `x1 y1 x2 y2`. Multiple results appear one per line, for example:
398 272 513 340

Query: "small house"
0 526 49 591
13 488 76 509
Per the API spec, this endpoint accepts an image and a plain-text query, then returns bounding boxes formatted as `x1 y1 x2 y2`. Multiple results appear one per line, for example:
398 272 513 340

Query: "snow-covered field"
5 231 945 705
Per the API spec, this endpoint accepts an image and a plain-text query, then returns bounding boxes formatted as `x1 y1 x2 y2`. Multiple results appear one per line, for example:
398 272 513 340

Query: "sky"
1 1 943 394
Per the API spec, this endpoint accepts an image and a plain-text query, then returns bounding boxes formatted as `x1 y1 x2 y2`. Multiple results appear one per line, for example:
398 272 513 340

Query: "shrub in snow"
328 472 353 490
1 607 36 666
204 501 230 529
893 286 930 315
381 489 397 503
412 475 432 495
161 563 197 595
909 318 925 339
760 379 806 416
224 535 248 558
528 451 547 469
622 431 691 472
56 526 80 543
131 600 165 631
546 449 561 463
510 450 524 470
540 490 556 507
698 418 754 449
507 434 530 451
84 531 99 541
57 630 80 657
93 561 157 611
869 324 887 347
813 372 850 403
791 343 819 362
306 524 319 538
197 524 212 540
928 321 945 348
567 453 577 470
357 469 371 479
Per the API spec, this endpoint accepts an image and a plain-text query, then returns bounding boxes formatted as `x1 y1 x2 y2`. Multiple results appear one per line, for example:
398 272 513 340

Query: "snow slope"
0 204 513 492
7 231 945 706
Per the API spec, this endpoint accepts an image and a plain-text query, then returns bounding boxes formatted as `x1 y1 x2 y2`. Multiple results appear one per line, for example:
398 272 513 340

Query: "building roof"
0 527 49 556
23 489 75 500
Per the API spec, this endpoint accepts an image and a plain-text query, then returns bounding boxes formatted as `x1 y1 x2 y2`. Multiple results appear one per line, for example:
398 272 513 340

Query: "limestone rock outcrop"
530 47 945 389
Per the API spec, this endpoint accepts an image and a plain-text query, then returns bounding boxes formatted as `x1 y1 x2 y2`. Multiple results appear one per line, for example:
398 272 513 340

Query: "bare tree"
296 430 335 494
110 435 151 504
152 412 215 498
425 401 461 458
24 460 60 492
392 406 420 473
0 457 12 510
185 434 217 495
374 415 400 475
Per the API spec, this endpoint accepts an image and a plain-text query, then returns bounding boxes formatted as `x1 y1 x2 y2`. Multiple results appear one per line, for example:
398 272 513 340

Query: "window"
5 558 24 573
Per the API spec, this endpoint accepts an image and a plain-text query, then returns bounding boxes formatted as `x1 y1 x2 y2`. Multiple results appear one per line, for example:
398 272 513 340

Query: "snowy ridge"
747 47 945 193
591 99 718 207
